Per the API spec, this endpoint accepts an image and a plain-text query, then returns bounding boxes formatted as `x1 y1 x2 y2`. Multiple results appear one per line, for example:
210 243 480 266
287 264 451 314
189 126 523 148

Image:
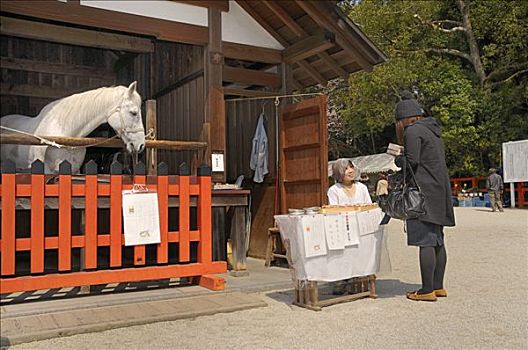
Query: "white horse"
1 82 145 174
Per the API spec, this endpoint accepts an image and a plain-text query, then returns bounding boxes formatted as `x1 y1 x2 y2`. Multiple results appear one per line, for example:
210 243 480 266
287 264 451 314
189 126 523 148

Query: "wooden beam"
223 67 281 88
262 1 305 37
223 88 277 97
152 70 204 99
235 0 289 47
290 77 303 92
249 1 334 85
223 42 282 64
1 16 154 53
282 30 335 63
320 1 384 63
173 0 229 12
0 1 208 45
317 52 349 79
0 133 208 151
236 1 328 87
297 61 327 86
294 1 372 71
0 57 117 79
0 83 112 100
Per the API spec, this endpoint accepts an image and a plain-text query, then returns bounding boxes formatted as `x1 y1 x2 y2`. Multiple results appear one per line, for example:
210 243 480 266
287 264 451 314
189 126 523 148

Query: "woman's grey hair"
332 159 362 183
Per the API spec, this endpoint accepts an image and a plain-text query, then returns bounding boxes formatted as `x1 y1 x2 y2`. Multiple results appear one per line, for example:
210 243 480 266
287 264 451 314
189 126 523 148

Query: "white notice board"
502 140 528 183
122 191 161 246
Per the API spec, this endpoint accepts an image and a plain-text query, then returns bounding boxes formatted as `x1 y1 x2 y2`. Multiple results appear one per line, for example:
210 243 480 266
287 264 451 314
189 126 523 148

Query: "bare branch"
431 20 464 27
394 47 472 63
489 69 528 87
414 14 466 33
485 62 528 82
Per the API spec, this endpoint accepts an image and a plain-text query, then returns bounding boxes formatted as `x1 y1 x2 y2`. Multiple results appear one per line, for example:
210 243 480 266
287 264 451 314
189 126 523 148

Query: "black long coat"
402 117 455 227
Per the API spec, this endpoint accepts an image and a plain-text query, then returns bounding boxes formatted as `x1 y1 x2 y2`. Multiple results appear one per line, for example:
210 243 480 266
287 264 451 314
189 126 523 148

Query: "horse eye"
130 110 138 117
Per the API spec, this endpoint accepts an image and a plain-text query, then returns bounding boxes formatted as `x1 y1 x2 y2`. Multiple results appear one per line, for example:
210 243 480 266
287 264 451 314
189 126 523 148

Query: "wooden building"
1 0 385 260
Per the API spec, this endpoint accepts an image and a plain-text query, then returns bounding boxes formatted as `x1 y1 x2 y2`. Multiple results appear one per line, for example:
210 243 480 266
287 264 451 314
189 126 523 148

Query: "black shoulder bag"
379 158 426 220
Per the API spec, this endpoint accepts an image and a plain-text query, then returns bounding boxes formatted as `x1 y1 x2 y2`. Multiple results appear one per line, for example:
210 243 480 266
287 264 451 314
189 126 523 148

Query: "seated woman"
328 159 372 205
327 159 372 295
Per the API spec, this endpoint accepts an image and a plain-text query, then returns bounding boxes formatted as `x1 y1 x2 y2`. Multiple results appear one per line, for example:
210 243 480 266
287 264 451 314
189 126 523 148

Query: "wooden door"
280 95 328 213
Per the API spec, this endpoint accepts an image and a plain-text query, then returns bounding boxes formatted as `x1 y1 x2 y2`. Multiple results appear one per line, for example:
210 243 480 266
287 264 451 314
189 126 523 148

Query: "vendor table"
211 189 250 275
274 208 384 310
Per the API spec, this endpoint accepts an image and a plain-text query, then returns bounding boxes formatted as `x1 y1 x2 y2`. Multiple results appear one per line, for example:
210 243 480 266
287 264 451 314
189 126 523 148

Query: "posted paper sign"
122 191 161 246
340 212 360 246
300 215 327 258
356 208 383 236
211 153 225 172
323 214 346 250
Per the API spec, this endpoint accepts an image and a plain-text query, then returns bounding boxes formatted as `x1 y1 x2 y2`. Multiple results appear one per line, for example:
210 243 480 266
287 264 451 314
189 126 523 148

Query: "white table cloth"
274 208 385 282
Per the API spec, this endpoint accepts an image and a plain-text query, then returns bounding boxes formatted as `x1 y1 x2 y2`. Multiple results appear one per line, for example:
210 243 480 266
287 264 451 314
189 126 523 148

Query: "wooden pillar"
274 62 295 214
205 7 225 183
146 100 157 175
281 62 294 95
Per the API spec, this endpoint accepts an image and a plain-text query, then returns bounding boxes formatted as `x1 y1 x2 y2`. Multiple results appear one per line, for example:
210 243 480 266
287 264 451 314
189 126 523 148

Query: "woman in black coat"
394 91 455 302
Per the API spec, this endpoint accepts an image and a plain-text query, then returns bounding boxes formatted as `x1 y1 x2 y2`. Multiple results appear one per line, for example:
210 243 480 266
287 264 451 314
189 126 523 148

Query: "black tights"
418 245 447 294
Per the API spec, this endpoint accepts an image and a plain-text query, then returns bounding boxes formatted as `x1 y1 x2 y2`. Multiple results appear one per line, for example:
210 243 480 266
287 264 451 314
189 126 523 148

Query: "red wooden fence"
0 160 226 294
450 176 527 207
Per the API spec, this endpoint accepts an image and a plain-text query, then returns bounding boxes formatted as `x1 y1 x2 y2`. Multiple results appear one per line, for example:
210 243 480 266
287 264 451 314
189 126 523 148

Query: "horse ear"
127 81 137 98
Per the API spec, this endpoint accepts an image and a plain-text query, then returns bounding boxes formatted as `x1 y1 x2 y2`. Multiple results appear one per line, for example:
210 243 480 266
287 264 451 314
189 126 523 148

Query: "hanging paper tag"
122 190 161 246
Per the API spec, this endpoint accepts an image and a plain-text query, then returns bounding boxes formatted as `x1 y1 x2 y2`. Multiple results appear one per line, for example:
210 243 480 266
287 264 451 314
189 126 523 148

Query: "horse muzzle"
126 142 145 154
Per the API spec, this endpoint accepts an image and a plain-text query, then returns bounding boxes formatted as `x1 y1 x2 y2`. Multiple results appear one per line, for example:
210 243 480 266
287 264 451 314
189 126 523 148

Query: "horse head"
107 81 146 154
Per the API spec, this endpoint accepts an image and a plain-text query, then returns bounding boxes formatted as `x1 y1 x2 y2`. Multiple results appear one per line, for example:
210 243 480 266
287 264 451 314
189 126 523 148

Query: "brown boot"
434 288 447 297
406 291 437 302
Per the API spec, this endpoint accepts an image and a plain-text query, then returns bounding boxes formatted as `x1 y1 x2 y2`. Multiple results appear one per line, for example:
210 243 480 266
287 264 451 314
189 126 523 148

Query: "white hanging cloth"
250 112 269 183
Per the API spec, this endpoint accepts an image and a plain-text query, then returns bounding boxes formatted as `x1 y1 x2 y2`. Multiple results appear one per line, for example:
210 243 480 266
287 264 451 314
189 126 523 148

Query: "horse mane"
38 85 139 121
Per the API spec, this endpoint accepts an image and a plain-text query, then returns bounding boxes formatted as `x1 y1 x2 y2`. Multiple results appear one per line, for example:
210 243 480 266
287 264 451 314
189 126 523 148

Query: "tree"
332 0 528 176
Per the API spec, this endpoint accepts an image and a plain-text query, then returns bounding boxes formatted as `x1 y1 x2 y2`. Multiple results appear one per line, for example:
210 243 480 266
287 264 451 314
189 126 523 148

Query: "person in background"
394 90 455 302
328 159 372 205
376 173 389 200
486 168 504 212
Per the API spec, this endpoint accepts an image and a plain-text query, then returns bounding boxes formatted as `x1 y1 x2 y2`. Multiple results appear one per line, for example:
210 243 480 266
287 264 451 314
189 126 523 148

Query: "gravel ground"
12 208 528 350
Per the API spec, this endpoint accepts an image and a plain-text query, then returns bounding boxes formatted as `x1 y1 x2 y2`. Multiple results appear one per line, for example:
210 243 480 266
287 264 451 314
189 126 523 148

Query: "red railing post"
197 165 212 264
179 163 190 262
133 162 146 266
156 163 169 264
84 160 98 269
58 161 72 272
30 160 45 274
1 160 16 276
110 161 122 267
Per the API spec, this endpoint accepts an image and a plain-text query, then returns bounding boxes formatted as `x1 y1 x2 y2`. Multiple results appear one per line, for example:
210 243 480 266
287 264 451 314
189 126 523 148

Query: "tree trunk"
457 0 487 85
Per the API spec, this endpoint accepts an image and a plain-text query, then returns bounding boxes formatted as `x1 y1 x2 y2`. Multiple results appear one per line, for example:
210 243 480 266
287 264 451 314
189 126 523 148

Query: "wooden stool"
265 227 287 267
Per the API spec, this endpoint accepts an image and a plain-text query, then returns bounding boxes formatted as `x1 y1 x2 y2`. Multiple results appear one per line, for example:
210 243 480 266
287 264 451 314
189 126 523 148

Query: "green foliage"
331 0 528 176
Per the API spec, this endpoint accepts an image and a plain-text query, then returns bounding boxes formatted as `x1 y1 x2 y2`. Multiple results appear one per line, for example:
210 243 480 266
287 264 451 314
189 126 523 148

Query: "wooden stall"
1 1 386 276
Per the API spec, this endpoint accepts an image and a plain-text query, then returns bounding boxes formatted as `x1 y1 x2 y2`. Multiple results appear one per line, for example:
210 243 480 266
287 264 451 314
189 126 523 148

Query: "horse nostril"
138 144 145 153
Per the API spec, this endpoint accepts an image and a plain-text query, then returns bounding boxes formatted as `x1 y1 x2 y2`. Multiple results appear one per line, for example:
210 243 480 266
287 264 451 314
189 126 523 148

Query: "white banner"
502 140 528 183
122 191 161 246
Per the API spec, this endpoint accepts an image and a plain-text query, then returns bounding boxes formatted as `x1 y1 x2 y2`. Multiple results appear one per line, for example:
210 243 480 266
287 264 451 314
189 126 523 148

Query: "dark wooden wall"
0 35 208 175
0 36 117 117
152 42 205 174
225 100 277 184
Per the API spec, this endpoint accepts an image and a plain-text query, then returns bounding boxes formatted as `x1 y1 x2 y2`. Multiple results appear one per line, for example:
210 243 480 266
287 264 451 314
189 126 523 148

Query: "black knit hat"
395 91 424 120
